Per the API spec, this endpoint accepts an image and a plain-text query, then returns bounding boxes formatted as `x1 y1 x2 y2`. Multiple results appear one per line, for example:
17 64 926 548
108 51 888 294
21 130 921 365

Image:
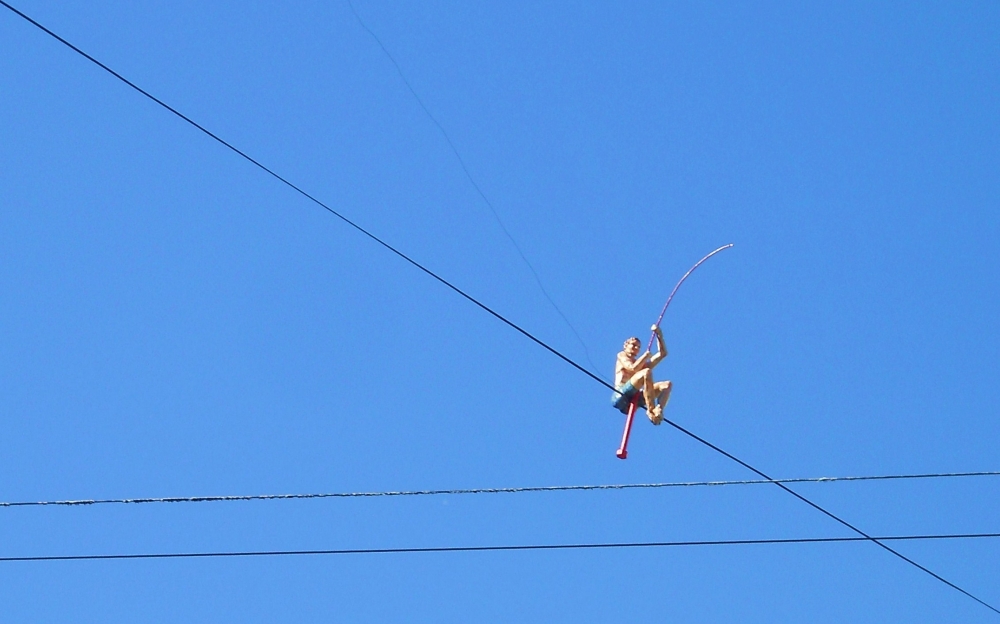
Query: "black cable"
1 2 995 614
4 471 997 509
0 0 608 392
2 532 998 563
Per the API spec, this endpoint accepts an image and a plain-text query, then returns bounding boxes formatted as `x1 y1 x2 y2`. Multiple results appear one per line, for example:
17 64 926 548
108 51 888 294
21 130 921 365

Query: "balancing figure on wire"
613 244 731 459
613 324 672 425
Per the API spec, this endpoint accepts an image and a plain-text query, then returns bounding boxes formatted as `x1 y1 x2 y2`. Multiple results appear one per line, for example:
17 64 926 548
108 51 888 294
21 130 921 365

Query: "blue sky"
1 1 998 621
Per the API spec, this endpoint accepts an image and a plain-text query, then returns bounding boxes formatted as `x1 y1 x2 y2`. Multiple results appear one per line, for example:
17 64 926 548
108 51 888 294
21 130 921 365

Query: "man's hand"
650 325 667 367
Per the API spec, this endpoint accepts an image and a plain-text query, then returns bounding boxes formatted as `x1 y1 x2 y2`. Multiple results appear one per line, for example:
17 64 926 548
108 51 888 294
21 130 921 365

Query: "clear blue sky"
2 1 998 621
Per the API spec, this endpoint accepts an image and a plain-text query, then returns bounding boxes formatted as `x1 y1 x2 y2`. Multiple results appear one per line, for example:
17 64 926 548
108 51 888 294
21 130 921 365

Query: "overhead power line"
3 531 999 563
5 471 998 509
1 2 995 614
0 0 606 392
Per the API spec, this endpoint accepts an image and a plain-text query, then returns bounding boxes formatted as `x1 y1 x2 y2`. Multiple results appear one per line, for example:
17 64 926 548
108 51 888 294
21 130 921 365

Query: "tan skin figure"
615 325 673 425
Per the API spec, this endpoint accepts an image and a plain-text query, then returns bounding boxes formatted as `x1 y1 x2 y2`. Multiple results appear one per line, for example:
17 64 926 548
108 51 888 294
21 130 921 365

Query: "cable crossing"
1 2 995 614
2 532 998 563
4 470 997 509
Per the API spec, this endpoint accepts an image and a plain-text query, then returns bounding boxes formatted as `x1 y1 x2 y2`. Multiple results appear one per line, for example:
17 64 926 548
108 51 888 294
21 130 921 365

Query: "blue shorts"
612 382 645 414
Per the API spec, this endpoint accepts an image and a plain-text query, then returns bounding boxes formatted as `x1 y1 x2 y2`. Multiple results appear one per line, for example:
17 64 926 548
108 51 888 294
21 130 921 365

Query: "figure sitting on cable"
612 325 672 425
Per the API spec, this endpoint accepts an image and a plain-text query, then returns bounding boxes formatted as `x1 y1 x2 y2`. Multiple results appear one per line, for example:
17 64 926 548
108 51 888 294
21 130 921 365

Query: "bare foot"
648 405 663 425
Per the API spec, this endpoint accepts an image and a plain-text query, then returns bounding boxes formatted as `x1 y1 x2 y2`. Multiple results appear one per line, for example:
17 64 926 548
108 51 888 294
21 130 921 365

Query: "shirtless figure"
612 325 672 425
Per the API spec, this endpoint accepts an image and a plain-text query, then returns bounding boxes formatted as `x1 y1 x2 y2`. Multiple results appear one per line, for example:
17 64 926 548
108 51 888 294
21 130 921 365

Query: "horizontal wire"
2 2 995 613
3 532 999 563
5 471 998 509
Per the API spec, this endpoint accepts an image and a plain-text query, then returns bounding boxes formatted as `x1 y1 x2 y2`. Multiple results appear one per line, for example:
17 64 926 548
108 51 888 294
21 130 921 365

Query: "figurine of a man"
612 325 672 425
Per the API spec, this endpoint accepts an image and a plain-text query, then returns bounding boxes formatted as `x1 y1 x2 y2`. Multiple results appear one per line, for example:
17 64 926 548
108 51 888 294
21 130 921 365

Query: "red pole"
615 394 640 459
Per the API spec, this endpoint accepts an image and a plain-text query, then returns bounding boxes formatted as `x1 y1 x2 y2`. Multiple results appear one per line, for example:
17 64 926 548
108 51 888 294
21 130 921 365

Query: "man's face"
624 339 640 359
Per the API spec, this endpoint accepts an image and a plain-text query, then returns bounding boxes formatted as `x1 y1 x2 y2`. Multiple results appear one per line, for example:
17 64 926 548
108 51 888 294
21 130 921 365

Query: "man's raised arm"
649 325 668 367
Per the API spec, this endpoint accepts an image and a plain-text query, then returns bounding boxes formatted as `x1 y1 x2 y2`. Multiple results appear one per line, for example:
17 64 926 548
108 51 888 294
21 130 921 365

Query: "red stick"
615 394 640 459
615 244 733 459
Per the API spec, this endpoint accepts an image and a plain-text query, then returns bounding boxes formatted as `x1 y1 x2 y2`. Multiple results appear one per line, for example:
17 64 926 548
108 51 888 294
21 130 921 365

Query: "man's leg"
630 370 661 424
628 370 656 411
654 380 672 412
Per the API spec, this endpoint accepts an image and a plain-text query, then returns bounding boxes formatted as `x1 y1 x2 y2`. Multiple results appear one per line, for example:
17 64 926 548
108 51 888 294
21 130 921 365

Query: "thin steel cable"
0 0 608 392
4 471 998 509
1 3 995 614
346 0 606 381
2 532 999 563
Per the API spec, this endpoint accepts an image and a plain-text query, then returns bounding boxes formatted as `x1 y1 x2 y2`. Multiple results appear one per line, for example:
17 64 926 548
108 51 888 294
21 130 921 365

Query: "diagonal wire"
346 0 606 380
0 0 608 391
3 471 998 509
1 2 995 614
2 532 999 563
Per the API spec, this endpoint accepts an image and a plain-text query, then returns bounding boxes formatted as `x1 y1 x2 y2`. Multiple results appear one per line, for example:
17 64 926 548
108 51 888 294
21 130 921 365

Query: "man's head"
623 337 641 358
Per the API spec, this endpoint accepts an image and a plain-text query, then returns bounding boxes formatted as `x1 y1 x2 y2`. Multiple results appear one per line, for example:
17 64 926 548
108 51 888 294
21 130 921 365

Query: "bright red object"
615 394 641 459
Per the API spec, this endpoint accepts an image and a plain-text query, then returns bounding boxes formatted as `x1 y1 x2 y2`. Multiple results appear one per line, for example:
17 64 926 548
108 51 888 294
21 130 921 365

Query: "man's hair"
624 336 641 348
